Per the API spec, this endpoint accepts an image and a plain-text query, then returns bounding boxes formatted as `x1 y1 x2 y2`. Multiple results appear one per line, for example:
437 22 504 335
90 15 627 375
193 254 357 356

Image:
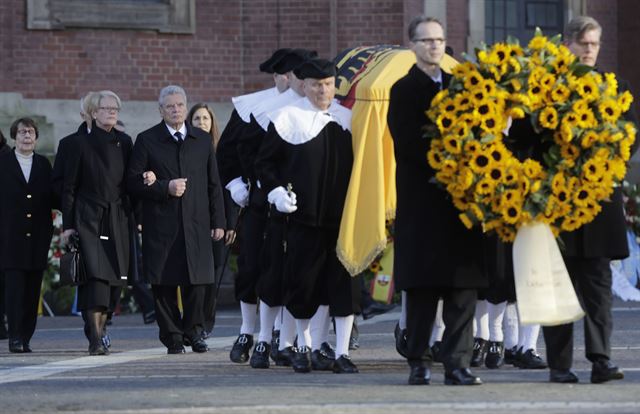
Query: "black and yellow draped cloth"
334 45 458 275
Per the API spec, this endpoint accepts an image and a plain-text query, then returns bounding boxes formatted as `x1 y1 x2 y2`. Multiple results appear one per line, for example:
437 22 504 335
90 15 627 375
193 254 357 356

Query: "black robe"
52 122 88 206
127 121 226 285
387 65 487 291
0 150 54 271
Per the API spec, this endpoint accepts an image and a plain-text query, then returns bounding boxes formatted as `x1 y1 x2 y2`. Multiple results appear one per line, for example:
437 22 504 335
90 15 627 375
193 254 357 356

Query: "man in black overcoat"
127 85 226 354
543 16 640 384
387 16 488 386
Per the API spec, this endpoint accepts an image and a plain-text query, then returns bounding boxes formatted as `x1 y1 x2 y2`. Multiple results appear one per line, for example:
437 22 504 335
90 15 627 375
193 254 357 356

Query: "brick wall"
445 0 467 60
616 0 640 121
585 0 618 73
0 0 412 103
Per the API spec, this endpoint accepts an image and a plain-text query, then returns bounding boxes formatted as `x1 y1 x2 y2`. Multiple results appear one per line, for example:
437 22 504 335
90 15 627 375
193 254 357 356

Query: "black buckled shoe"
230 334 253 363
470 338 487 367
517 349 547 369
167 345 186 354
275 346 296 366
292 346 312 373
591 359 624 384
191 338 209 353
408 365 431 385
270 330 280 362
311 349 335 371
333 354 358 373
445 368 482 385
394 323 408 358
9 339 24 353
549 368 578 383
320 342 336 359
249 341 271 369
485 341 504 369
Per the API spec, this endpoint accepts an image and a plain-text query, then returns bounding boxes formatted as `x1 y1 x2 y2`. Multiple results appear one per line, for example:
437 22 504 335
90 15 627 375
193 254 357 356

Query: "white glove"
268 186 297 213
225 177 249 207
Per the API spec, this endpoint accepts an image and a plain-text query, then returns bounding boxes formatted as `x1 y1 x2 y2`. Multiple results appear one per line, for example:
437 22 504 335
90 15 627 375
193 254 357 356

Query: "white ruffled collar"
254 88 304 131
231 87 280 123
268 98 351 145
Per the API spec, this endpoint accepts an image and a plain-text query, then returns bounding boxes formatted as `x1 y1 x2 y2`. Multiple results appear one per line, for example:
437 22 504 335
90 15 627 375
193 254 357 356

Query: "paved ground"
1 299 640 414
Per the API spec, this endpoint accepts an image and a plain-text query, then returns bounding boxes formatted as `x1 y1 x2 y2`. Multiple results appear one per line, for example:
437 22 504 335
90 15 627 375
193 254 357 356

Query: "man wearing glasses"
387 16 487 386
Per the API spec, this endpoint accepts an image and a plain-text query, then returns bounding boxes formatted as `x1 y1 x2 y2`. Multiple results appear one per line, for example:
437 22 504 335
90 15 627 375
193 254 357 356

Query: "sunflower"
560 143 579 161
489 43 510 65
573 187 595 207
561 217 581 231
443 135 463 154
452 62 476 79
509 78 523 92
458 212 474 229
441 97 458 115
441 159 458 175
507 106 526 119
618 90 633 112
579 130 599 148
551 54 573 74
469 151 492 173
604 72 619 96
539 106 559 129
575 76 600 102
427 148 445 169
619 139 632 161
582 158 604 182
479 113 503 135
436 113 456 132
453 93 472 112
476 177 496 195
576 108 597 129
464 71 484 90
501 202 522 225
495 225 516 243
598 99 622 124
523 159 543 178
551 84 571 103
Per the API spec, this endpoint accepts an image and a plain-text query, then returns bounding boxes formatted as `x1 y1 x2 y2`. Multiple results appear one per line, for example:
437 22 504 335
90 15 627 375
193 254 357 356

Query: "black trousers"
235 207 267 304
405 287 477 371
257 215 286 307
543 257 613 369
152 284 205 348
4 269 43 344
0 270 6 330
284 222 361 319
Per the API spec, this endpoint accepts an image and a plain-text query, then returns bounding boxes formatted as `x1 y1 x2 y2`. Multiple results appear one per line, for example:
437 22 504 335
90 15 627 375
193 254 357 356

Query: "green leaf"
549 33 562 45
480 133 496 144
569 62 594 77
534 27 543 37
506 35 521 46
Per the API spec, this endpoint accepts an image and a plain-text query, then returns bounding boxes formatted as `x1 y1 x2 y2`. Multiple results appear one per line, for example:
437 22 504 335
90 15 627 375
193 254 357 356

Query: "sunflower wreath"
425 29 636 242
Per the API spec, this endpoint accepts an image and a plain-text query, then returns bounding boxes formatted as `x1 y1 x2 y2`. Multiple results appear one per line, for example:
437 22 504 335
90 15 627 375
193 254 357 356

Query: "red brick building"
0 0 638 150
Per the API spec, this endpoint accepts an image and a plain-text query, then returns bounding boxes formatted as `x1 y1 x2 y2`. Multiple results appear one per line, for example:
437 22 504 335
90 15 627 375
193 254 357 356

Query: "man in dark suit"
127 85 226 354
387 16 487 386
543 15 639 384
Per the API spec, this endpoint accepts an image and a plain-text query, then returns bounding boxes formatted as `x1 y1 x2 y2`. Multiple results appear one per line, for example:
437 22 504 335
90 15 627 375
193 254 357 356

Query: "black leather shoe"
167 345 186 354
230 334 253 363
591 359 624 384
191 338 209 353
292 346 312 373
430 341 442 363
445 368 482 385
408 365 431 385
9 339 24 353
320 342 336 359
470 338 487 367
89 341 107 356
333 354 359 373
311 349 335 371
394 323 408 358
549 368 578 383
517 349 547 369
275 346 296 366
485 341 504 369
270 330 280 362
22 342 32 353
504 345 518 365
362 302 396 320
249 341 271 369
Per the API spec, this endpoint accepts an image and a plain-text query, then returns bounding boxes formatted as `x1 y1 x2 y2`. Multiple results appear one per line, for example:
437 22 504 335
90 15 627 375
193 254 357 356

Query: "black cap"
259 48 293 73
272 49 318 75
293 58 337 80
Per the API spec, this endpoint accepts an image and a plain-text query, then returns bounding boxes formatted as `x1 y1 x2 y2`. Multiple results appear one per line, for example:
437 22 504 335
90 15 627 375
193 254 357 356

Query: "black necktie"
174 131 183 141
435 81 442 91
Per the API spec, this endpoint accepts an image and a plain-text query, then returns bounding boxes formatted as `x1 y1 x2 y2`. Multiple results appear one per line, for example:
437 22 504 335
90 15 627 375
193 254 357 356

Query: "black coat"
62 124 134 284
52 122 88 206
0 143 10 155
387 65 487 291
127 121 226 285
560 77 640 259
0 150 54 271
216 110 247 186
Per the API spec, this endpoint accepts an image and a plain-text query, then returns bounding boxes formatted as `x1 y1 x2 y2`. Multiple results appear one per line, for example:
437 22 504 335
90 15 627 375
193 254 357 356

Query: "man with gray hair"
127 85 226 354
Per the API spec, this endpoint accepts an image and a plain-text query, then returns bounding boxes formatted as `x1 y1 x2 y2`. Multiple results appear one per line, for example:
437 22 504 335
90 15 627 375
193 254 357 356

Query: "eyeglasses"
99 106 120 112
576 41 601 49
17 128 36 136
413 37 446 46
163 102 186 110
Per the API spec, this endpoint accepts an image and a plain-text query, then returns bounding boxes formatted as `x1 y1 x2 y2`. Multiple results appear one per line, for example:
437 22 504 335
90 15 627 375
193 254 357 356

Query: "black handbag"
59 233 86 286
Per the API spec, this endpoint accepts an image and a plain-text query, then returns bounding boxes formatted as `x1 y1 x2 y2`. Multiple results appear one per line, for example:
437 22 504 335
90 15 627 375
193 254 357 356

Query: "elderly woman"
0 118 54 353
62 90 137 355
187 103 238 337
0 130 9 340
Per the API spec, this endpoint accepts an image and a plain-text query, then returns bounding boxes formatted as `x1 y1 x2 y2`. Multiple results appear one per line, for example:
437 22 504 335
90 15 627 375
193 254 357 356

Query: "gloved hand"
225 177 249 207
268 186 297 213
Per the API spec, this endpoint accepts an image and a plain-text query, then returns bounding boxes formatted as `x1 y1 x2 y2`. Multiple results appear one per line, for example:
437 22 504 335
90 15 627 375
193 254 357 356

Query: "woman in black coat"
0 118 54 353
0 129 10 340
62 91 135 355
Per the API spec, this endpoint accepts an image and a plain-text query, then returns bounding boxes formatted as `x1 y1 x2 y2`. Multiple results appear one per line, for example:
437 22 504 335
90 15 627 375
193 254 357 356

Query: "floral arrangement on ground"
425 29 636 242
